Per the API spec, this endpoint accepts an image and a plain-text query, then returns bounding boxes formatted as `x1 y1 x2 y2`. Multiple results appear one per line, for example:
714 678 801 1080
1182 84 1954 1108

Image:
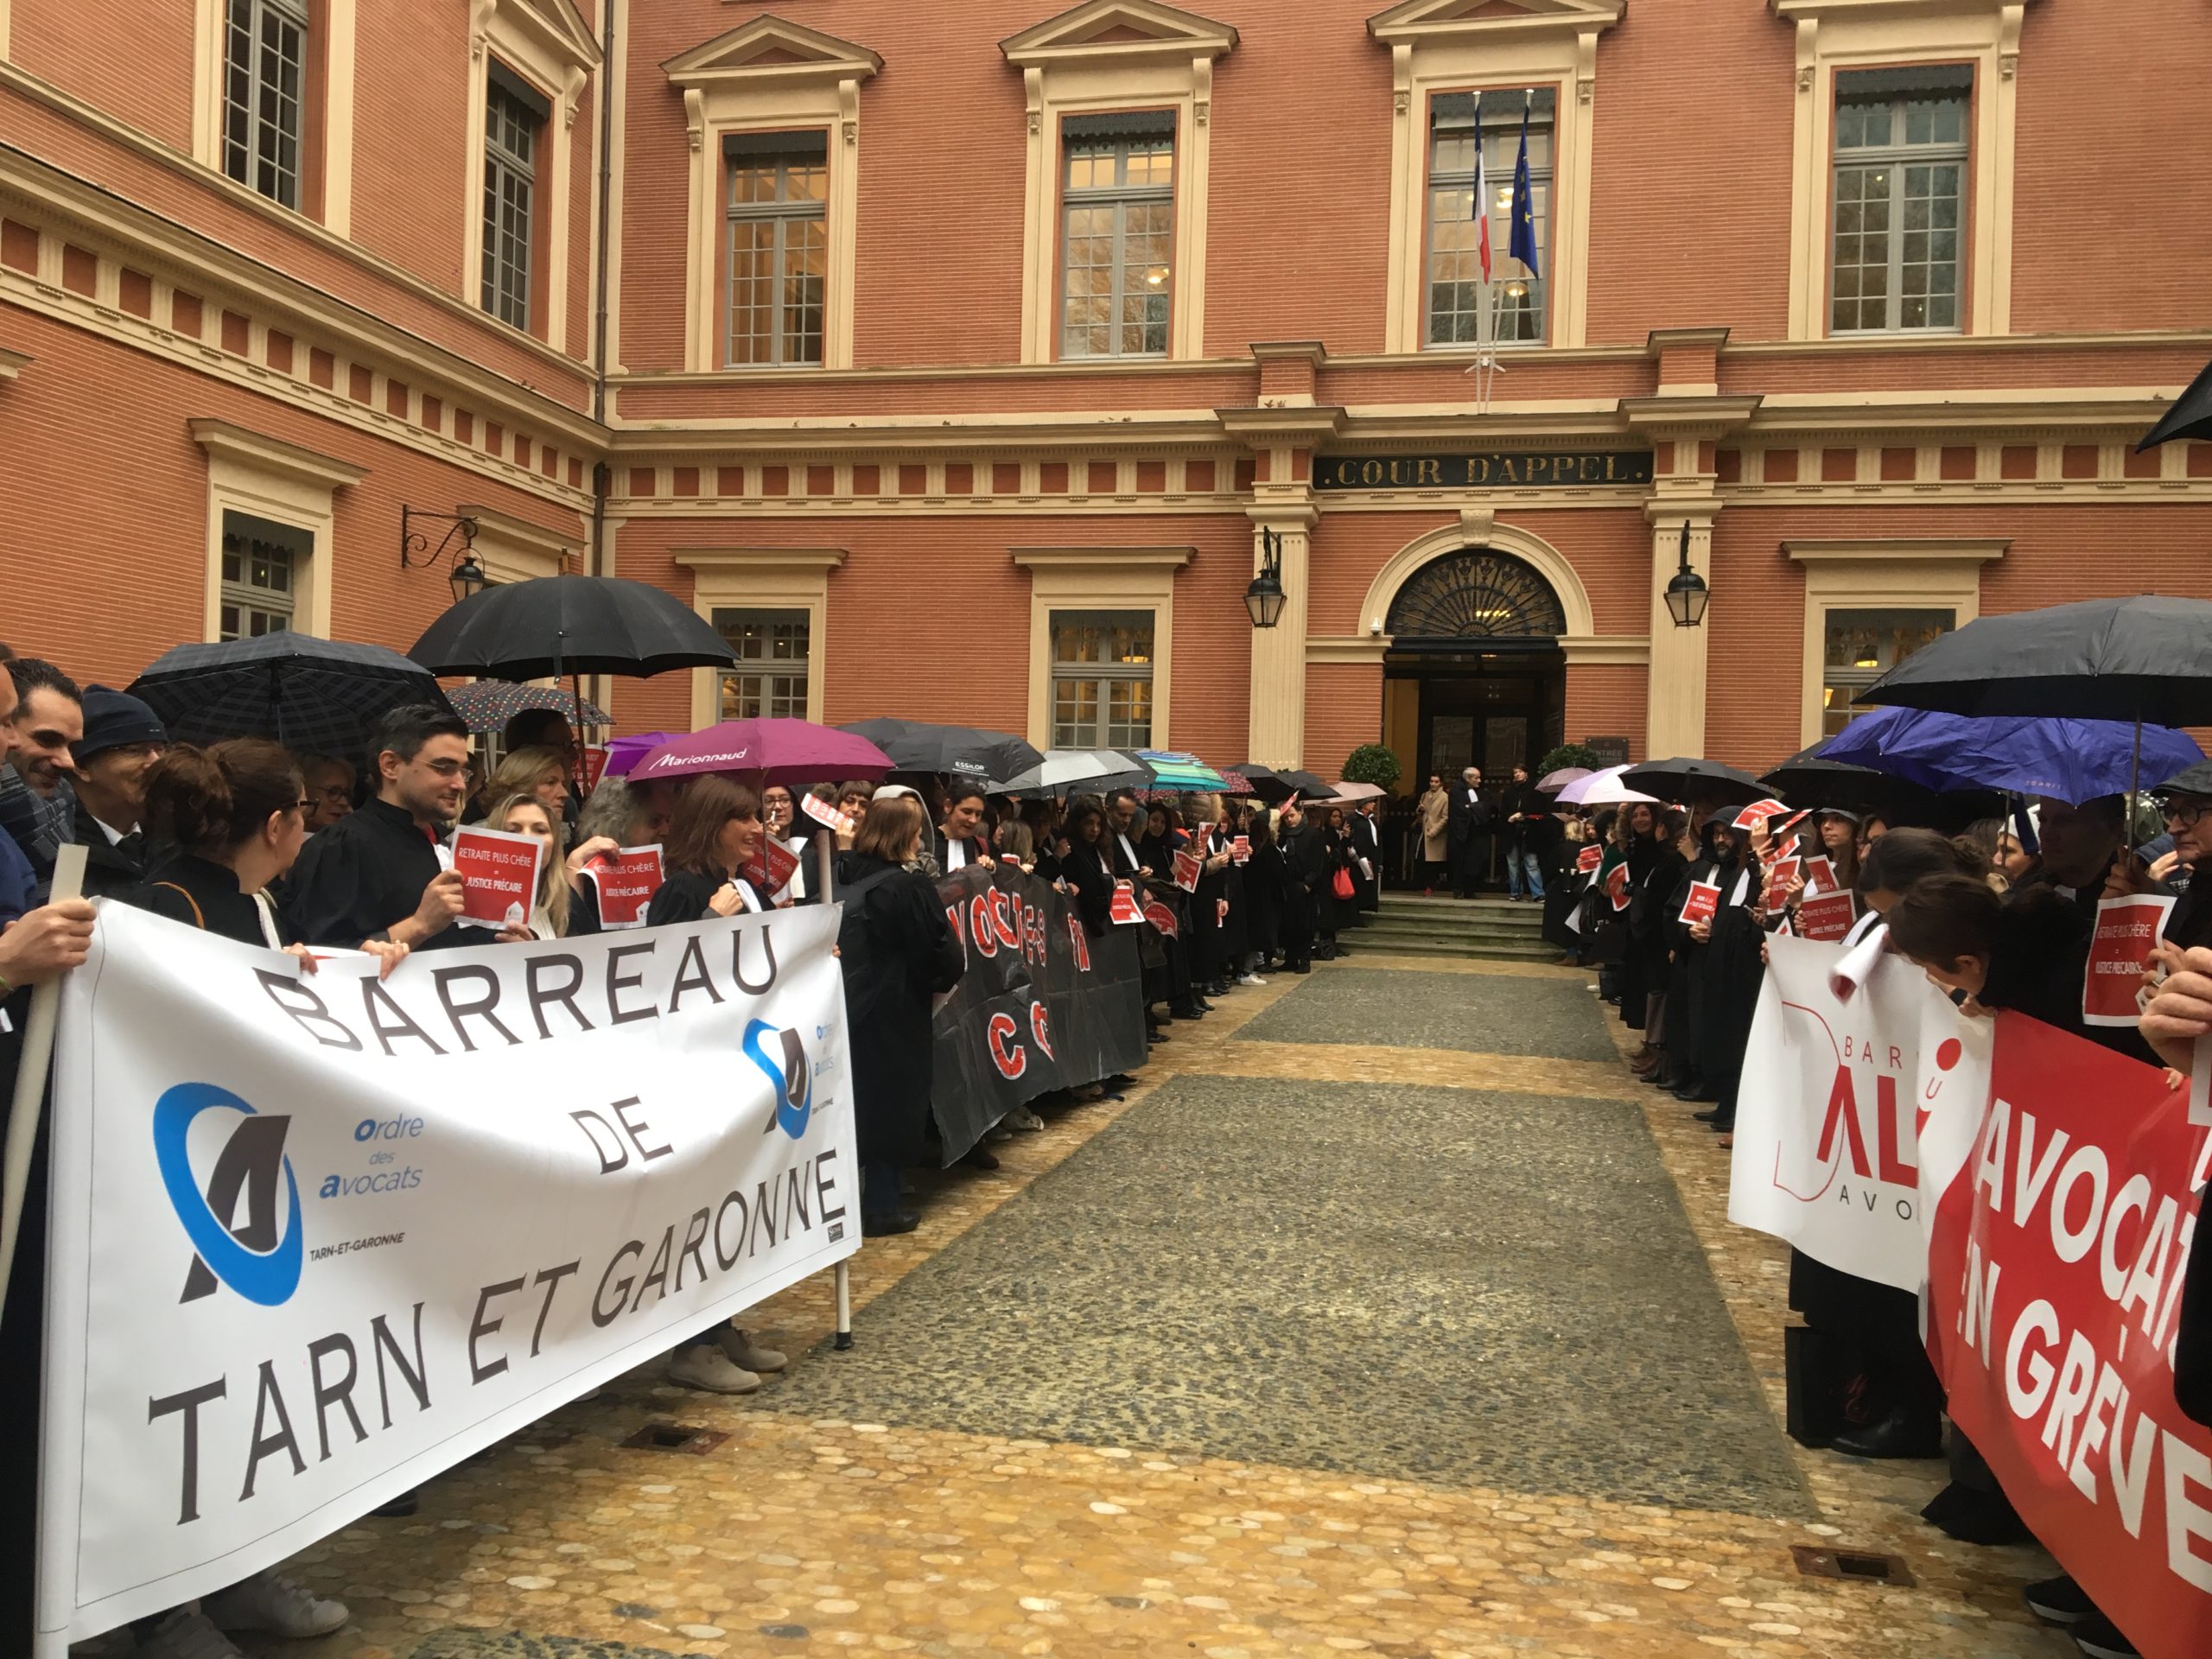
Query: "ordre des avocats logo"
742 1019 812 1140
151 1082 304 1306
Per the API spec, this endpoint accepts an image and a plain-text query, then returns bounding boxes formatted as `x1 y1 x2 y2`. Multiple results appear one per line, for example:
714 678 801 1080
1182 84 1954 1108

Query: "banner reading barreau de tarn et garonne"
39 902 856 1656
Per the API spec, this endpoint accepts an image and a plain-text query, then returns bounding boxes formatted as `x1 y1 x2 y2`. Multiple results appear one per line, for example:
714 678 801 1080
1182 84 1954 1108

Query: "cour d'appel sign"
1316 450 1657 492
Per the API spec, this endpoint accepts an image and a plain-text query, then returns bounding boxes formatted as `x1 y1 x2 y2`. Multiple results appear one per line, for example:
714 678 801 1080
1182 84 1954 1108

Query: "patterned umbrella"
128 634 453 756
444 681 611 735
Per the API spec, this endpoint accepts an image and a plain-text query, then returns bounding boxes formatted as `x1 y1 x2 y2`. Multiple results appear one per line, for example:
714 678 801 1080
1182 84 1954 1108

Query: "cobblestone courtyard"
194 957 2070 1659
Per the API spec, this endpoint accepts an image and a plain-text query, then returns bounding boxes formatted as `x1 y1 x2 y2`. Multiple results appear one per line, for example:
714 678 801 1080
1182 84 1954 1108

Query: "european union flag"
1509 94 1541 279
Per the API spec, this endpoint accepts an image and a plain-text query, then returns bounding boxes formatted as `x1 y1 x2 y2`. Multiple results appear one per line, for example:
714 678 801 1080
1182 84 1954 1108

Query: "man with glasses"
287 703 471 952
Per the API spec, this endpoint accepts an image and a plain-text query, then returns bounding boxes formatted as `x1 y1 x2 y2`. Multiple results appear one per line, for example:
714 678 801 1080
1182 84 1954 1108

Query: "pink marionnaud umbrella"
631 719 893 787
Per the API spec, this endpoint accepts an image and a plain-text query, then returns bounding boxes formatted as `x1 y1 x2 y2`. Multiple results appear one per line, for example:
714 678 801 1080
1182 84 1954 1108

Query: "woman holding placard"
478 791 622 938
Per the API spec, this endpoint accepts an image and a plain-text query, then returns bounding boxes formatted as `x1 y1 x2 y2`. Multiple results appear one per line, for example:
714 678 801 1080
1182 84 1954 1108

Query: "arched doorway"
1381 547 1569 791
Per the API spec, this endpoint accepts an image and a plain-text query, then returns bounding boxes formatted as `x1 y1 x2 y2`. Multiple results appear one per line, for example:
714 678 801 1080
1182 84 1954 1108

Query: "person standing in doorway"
1416 773 1451 894
1500 765 1548 904
1447 767 1495 898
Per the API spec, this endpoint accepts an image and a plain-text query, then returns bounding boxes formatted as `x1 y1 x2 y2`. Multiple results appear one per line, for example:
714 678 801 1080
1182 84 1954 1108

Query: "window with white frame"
714 608 810 720
1427 90 1552 347
1060 114 1174 360
1820 607 1953 735
1830 67 1969 334
219 511 308 640
726 133 828 368
223 0 308 210
1050 610 1154 749
482 64 546 331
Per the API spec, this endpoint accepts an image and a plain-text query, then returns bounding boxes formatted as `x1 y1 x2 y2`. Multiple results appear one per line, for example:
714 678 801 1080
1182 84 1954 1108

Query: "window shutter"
722 129 830 161
1835 64 1974 101
1061 109 1177 143
486 57 552 125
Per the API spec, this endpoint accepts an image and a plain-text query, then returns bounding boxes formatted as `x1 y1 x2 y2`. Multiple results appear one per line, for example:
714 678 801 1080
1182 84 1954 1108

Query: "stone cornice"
189 418 366 489
1009 545 1196 570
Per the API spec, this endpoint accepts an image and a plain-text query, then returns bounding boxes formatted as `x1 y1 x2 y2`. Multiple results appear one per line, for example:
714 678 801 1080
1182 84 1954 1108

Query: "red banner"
1929 1015 2212 1659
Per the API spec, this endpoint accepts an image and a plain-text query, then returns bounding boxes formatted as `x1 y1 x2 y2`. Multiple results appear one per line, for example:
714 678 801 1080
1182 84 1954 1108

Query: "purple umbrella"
1823 707 2205 805
631 719 893 788
602 731 677 779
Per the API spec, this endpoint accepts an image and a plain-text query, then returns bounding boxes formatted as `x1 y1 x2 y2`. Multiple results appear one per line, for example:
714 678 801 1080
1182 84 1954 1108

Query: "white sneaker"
202 1570 349 1639
668 1342 760 1393
1007 1106 1046 1132
716 1325 787 1373
132 1611 247 1659
1236 972 1265 986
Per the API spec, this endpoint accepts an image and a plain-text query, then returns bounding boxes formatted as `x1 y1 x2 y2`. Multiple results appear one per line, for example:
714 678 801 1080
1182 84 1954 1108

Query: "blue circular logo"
152 1082 304 1306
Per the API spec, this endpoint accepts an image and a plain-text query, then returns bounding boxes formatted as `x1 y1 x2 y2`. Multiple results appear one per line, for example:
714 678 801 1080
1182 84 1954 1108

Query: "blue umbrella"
1823 707 2205 805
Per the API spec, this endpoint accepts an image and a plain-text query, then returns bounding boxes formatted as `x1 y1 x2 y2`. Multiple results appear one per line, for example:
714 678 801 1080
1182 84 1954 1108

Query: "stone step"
1356 914 1547 939
1347 935 1567 962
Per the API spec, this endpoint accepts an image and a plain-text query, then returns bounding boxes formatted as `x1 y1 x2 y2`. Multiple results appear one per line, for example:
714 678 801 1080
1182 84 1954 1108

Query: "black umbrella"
128 635 453 755
1851 595 2212 728
408 575 740 681
1621 756 1769 807
839 718 1043 784
2138 354 2212 450
1273 769 1332 800
1222 762 1297 804
1758 738 1961 820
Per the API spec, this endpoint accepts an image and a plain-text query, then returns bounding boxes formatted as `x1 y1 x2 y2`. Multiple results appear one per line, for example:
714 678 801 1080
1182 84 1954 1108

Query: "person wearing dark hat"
67 685 168 899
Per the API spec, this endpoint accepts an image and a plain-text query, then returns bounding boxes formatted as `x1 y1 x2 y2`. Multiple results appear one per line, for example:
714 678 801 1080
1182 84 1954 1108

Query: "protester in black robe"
1242 807 1286 969
1057 798 1116 934
1313 807 1361 957
1348 801 1383 916
1693 824 1766 1135
1278 799 1321 972
1658 816 1726 1100
1138 803 1177 880
833 793 965 1236
1614 803 1665 1036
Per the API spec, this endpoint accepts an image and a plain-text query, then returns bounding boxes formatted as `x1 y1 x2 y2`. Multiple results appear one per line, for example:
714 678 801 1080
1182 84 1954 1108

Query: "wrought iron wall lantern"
400 506 486 607
1663 520 1709 628
1245 525 1288 629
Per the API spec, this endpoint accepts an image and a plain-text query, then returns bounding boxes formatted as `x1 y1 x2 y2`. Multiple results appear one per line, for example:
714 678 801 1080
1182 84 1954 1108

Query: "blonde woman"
485 744 574 826
480 790 615 938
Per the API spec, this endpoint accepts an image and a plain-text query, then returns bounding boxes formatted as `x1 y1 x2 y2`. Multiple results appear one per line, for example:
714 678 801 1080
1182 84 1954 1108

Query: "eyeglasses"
2164 799 2210 827
315 784 352 800
421 760 468 778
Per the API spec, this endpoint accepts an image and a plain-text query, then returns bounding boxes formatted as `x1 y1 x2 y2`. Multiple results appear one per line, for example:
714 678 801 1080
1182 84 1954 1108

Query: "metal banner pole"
0 843 87 1334
815 825 855 1352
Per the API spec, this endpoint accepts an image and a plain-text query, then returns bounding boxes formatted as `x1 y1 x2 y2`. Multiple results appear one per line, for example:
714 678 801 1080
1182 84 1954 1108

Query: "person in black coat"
833 792 965 1236
1276 799 1319 973
1446 767 1497 897
1058 798 1117 934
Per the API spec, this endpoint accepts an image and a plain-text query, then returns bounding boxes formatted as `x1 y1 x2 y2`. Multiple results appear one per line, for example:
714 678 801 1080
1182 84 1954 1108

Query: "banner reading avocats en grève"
38 901 856 1655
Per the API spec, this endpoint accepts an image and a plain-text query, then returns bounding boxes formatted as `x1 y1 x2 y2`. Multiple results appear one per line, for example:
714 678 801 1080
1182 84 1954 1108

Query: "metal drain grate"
618 1422 728 1455
1792 1544 1913 1586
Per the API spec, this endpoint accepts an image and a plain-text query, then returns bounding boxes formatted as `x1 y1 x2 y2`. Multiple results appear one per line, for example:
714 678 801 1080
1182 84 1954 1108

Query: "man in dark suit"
1446 766 1496 897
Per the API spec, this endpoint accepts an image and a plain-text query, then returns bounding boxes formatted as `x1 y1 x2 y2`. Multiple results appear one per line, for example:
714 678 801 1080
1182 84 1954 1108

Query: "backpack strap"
150 881 207 930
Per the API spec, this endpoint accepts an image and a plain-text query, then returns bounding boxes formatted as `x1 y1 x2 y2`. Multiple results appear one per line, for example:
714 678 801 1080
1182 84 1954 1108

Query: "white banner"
1729 934 1991 1292
39 901 857 1653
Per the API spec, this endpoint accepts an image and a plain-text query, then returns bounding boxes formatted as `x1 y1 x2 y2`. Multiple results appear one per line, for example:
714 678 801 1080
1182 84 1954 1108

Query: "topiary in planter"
1535 741 1603 779
1341 742 1403 791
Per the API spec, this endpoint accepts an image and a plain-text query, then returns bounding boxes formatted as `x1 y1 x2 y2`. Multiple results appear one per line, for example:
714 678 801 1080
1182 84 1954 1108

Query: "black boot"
1828 1408 1942 1459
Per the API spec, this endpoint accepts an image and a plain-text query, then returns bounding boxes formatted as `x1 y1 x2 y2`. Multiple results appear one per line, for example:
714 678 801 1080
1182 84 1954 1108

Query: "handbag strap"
150 881 207 930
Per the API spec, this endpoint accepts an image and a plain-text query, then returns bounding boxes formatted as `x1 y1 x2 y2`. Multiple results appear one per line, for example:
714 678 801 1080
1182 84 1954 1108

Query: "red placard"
1802 853 1840 898
1604 859 1630 911
1732 797 1790 830
1577 842 1604 874
1231 835 1250 864
451 824 542 930
1109 880 1144 925
1928 1016 2212 1659
2082 893 2176 1027
582 745 608 791
1762 855 1801 911
1678 880 1721 926
743 835 802 899
1141 896 1179 938
799 791 855 836
1172 849 1203 893
584 843 664 930
1216 897 1230 925
1796 888 1859 942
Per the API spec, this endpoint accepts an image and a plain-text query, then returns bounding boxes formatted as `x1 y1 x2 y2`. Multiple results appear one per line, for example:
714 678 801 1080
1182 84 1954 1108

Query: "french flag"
1471 93 1492 283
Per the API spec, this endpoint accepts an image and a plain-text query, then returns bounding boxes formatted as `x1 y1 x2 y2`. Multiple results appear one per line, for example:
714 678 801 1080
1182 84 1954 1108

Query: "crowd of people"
1521 764 2212 1659
5 638 2212 1659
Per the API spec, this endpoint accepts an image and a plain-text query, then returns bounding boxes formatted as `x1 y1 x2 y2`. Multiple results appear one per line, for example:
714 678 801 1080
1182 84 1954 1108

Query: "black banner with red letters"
927 864 1146 1162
